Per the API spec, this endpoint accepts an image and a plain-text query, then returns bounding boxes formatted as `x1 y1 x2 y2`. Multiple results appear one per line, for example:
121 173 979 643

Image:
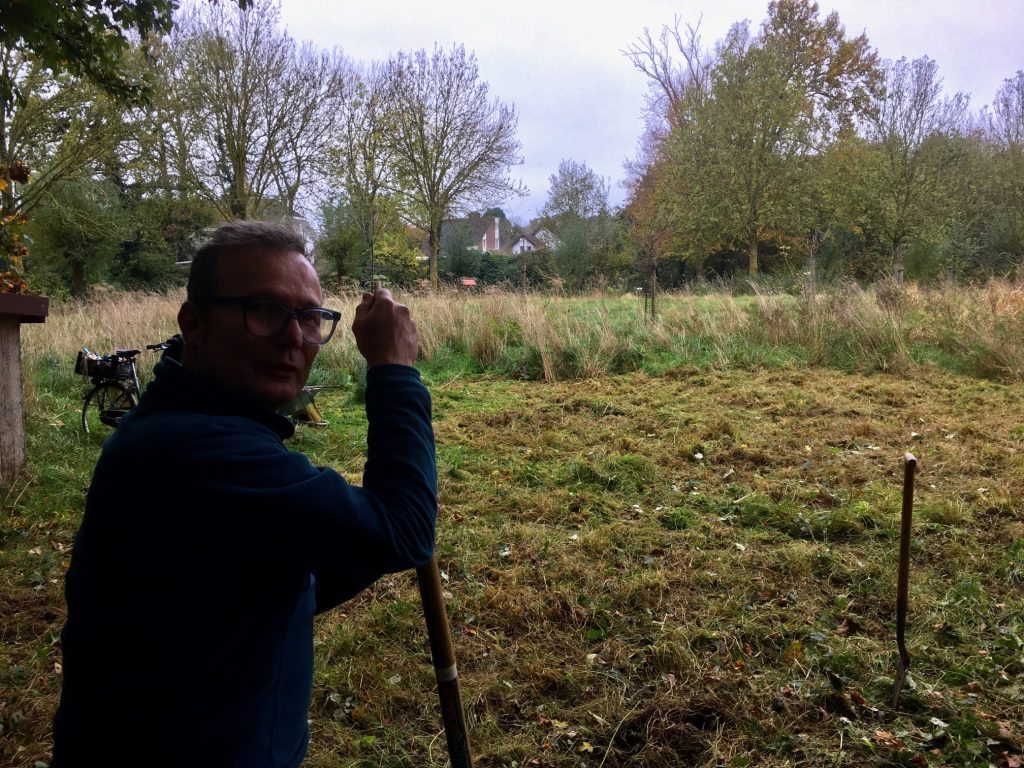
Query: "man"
52 221 437 767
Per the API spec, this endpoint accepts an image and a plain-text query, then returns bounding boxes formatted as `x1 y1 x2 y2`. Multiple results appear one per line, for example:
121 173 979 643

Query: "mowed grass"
2 284 1024 767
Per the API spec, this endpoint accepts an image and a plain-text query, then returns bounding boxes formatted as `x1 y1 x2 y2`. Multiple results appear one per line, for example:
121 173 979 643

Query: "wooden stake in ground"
417 555 473 768
891 453 917 708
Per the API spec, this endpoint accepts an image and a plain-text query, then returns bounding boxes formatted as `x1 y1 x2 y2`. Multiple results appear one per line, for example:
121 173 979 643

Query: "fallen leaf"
836 618 861 636
871 730 906 749
783 640 803 661
578 742 594 754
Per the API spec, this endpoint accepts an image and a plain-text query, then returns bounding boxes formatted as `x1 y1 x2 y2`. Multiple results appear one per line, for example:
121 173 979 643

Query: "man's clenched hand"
351 288 419 368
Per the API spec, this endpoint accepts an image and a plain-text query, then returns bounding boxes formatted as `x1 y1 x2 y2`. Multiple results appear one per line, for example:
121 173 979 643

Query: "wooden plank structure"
0 293 49 486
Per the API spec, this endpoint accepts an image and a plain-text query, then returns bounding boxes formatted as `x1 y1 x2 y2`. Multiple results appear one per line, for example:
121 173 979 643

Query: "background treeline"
1 0 1021 299
0 0 522 296
622 1 1024 288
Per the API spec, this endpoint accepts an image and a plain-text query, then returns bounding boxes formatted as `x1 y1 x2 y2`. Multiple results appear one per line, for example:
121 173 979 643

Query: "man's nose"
280 314 305 347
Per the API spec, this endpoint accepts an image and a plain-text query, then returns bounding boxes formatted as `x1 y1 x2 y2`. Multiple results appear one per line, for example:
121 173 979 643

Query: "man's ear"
177 301 205 358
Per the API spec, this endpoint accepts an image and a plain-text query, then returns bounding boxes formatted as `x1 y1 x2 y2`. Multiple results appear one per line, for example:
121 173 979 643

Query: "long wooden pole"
417 555 472 768
891 453 916 708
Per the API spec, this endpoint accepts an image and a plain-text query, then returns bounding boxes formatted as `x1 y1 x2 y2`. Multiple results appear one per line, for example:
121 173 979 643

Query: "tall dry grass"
19 279 1024 410
912 278 1024 379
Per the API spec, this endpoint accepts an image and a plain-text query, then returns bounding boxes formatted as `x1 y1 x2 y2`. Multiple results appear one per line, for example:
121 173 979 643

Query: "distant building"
510 232 540 254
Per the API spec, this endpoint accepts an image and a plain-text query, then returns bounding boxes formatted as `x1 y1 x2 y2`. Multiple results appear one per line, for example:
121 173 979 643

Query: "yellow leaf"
578 742 594 753
783 640 803 661
552 719 568 729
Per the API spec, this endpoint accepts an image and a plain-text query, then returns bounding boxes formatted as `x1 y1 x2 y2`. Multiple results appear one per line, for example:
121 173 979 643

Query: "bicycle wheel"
81 383 138 435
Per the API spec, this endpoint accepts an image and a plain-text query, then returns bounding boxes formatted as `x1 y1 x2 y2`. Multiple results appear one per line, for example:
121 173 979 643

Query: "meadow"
2 281 1023 767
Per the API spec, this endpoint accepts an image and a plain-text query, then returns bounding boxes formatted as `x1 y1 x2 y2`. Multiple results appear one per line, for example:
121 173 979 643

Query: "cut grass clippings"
3 360 1023 767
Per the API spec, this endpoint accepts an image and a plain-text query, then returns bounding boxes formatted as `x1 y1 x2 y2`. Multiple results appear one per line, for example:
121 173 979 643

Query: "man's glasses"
204 296 342 346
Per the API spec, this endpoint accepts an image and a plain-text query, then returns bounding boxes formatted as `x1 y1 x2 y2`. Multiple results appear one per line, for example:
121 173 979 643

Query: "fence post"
0 293 49 486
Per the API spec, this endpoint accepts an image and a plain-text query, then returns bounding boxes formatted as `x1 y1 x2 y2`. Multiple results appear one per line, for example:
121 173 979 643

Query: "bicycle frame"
78 341 174 434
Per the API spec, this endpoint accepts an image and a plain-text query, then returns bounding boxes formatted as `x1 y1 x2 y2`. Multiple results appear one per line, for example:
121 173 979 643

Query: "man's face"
179 247 322 411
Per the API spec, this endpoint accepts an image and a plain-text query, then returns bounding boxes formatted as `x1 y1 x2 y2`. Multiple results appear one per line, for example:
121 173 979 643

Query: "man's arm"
314 289 435 612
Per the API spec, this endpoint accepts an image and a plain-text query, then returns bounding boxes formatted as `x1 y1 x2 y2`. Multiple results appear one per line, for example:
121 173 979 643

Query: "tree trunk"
368 242 376 290
70 261 87 299
429 223 440 290
649 259 657 320
519 251 526 293
805 232 819 298
748 238 759 277
892 244 905 285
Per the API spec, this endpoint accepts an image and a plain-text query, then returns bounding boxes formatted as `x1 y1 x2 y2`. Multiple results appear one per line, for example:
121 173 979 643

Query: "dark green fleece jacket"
53 359 436 767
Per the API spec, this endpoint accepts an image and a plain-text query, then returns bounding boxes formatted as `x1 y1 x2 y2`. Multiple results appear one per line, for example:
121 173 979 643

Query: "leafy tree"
478 251 519 285
440 220 480 280
108 195 213 289
318 197 365 286
318 197 425 288
372 229 426 286
629 0 880 277
0 0 177 105
540 159 613 287
382 44 524 289
0 44 135 283
27 178 127 297
541 159 610 224
551 218 594 288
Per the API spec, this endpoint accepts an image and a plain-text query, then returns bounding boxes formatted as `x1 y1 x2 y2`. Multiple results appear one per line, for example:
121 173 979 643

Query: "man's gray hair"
187 221 309 303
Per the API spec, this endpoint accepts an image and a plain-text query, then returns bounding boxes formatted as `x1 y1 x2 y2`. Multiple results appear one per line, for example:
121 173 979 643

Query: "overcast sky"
278 0 1024 225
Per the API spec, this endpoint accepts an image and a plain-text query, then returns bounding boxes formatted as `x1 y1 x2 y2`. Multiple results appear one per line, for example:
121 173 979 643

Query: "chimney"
493 216 500 251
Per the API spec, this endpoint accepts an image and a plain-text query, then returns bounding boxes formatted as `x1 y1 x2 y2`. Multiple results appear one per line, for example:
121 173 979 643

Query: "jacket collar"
141 358 296 440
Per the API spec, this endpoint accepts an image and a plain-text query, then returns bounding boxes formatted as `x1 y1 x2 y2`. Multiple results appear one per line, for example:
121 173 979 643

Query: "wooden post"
0 293 49 486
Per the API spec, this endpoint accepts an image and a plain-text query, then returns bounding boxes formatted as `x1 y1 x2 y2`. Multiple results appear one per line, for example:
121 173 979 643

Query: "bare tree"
623 15 713 134
988 71 1024 253
161 0 348 220
331 63 399 284
382 44 524 289
867 56 968 281
990 71 1024 148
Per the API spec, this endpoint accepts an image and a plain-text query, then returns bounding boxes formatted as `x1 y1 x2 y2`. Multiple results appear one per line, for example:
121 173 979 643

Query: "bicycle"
75 338 178 434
